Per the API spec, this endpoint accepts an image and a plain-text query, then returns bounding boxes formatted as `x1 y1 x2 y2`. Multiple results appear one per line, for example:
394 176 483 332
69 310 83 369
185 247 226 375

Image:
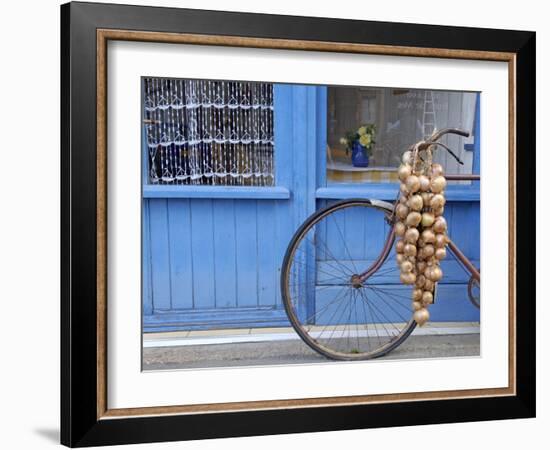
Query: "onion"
398 164 412 181
417 237 425 248
396 204 409 220
424 279 435 292
395 239 405 253
430 194 446 209
423 244 435 258
424 278 435 292
419 175 431 192
405 211 422 227
408 194 423 211
412 289 423 301
416 261 427 274
399 194 408 204
433 217 448 233
404 243 417 257
427 266 443 282
433 206 445 216
430 175 447 193
400 183 409 194
434 233 447 248
393 221 407 236
396 253 405 265
421 229 436 243
431 163 444 177
422 291 434 305
421 192 432 205
412 301 423 311
404 228 420 243
405 175 421 193
424 266 433 280
401 260 414 273
400 271 416 285
394 221 406 236
435 248 447 260
413 308 430 326
421 212 435 227
402 151 413 165
415 274 426 288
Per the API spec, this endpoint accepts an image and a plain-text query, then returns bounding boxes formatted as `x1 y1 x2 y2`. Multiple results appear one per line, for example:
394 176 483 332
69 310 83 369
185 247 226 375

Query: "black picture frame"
61 1 535 447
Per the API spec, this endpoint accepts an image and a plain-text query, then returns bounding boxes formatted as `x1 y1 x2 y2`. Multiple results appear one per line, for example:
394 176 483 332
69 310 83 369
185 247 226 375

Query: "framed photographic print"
61 1 535 447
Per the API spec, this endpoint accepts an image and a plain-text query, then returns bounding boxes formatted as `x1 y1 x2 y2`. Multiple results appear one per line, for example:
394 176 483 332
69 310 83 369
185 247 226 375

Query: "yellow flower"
358 126 367 136
359 134 371 146
339 137 348 145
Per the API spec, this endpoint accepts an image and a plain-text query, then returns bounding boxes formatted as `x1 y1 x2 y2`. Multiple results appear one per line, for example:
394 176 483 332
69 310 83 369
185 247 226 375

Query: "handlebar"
415 128 471 165
418 128 470 150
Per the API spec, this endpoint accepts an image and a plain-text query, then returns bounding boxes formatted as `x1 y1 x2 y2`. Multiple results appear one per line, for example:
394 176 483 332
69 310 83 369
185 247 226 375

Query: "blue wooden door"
143 84 324 331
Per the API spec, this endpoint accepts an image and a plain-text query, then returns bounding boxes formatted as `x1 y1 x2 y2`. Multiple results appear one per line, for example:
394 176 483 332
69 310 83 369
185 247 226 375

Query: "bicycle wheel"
281 199 416 361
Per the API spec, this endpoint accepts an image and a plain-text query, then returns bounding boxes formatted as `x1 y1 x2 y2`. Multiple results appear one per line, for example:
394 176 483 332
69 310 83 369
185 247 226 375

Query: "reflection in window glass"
327 87 478 184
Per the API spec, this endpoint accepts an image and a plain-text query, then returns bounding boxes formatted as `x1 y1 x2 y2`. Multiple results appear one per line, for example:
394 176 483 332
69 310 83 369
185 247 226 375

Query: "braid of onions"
395 147 448 326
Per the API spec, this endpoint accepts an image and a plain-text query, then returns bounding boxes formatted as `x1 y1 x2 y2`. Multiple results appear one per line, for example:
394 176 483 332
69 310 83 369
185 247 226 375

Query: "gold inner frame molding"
96 28 517 420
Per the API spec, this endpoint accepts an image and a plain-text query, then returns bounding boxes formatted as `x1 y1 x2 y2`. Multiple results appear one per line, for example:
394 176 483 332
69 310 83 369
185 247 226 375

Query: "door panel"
143 84 325 331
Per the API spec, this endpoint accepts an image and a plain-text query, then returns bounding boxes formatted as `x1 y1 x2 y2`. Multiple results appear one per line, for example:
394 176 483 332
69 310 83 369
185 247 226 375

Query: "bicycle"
281 128 480 361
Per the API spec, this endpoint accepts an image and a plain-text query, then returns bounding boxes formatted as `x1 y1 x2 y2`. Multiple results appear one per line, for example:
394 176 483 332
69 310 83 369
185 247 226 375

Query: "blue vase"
351 141 369 167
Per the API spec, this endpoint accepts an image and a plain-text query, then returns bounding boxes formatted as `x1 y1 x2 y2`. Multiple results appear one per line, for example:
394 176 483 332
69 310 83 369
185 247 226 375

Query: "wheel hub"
350 274 363 289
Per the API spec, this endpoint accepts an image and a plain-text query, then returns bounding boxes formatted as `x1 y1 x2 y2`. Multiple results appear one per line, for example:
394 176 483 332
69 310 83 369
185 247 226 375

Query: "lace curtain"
143 78 275 186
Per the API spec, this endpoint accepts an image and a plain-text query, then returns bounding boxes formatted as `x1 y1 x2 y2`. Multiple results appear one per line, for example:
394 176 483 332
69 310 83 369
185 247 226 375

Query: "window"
327 86 478 184
143 78 275 186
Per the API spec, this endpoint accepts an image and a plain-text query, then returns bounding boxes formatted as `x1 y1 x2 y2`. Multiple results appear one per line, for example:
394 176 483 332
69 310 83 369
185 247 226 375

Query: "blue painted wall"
143 87 480 331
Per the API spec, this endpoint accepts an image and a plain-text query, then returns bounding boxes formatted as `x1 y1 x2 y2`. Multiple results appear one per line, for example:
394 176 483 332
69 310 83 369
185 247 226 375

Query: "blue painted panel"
430 284 480 321
275 199 293 308
167 199 193 310
345 203 365 260
148 200 172 311
274 84 293 188
143 185 290 199
447 202 480 261
190 200 216 309
316 184 480 201
273 85 295 308
292 86 309 228
316 87 328 188
257 201 278 306
143 306 290 332
142 201 153 315
213 199 238 308
235 201 259 307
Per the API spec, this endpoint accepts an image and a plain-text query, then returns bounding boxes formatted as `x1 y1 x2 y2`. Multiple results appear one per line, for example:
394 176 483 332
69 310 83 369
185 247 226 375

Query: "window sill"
316 184 480 201
143 185 291 200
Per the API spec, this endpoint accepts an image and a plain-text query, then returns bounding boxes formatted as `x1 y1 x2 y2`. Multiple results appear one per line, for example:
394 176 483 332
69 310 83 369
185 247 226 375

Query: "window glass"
327 86 478 184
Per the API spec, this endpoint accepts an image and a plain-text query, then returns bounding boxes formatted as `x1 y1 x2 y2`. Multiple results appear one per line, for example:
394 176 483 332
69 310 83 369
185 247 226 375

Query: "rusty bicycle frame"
358 128 481 287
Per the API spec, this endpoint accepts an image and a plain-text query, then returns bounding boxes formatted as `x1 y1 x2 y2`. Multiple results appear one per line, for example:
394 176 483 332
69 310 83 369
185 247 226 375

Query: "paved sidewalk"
142 322 480 370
